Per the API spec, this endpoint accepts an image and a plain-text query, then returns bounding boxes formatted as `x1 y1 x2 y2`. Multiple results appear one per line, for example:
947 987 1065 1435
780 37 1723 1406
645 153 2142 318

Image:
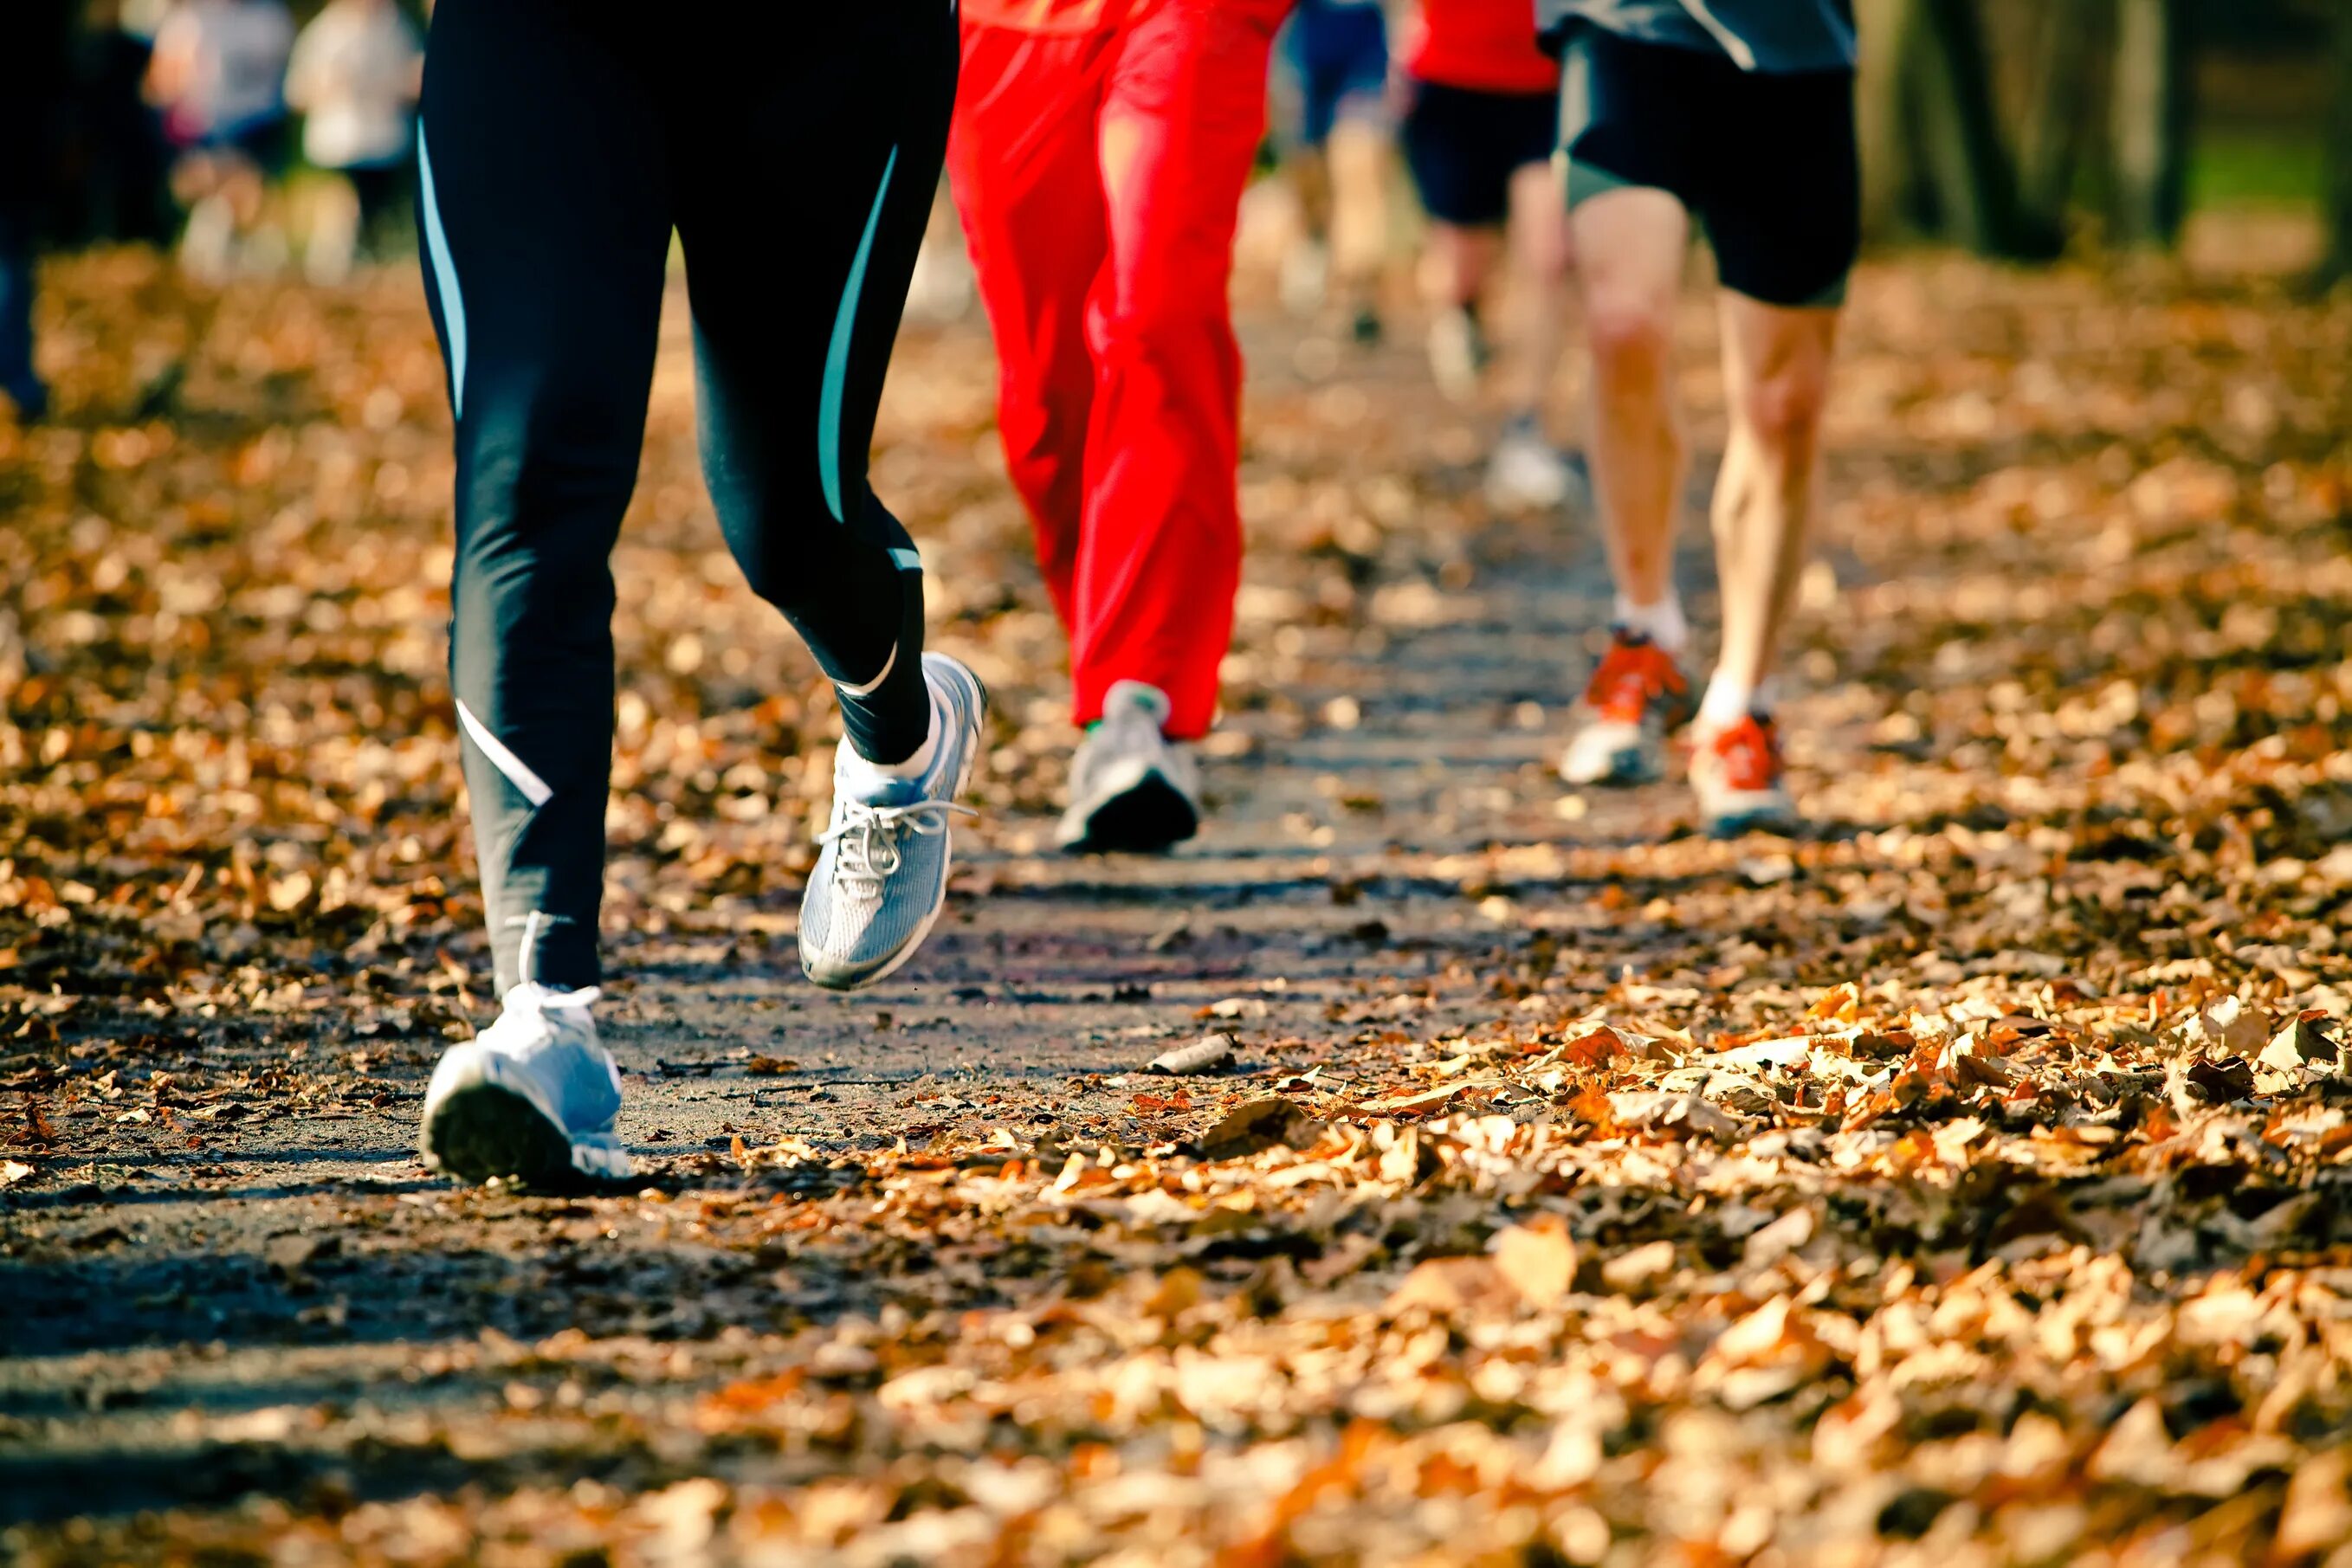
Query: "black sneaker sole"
1707 808 1801 841
1066 773 1199 855
423 1082 578 1191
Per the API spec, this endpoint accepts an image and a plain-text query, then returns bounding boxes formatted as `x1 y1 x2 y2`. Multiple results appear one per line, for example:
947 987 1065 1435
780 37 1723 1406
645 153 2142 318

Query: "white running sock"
1697 674 1774 734
843 698 940 789
1614 591 1689 655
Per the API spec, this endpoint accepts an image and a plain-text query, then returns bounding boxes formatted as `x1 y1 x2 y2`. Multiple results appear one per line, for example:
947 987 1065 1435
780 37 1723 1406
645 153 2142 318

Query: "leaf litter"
2 235 2350 1564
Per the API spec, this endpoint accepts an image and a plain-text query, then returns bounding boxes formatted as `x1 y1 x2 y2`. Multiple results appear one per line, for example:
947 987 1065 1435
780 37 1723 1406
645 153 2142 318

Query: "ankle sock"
845 697 940 786
1697 674 1774 734
1614 591 1689 655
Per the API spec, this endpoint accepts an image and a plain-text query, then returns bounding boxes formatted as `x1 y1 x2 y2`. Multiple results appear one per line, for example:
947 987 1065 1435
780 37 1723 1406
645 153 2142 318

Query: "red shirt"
1400 0 1559 94
961 0 1290 31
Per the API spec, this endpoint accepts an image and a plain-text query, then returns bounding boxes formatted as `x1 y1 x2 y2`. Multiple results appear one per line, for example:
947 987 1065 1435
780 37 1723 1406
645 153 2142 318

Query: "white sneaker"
1056 681 1202 855
798 652 986 991
421 984 632 1188
1485 423 1579 513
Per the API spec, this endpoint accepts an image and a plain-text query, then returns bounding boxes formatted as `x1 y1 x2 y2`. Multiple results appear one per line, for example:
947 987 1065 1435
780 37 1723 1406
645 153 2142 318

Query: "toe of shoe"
568 1133 636 1184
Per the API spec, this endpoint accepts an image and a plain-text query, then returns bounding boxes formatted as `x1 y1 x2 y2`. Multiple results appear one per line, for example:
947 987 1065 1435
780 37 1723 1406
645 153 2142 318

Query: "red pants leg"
1078 1 1279 739
946 24 1109 642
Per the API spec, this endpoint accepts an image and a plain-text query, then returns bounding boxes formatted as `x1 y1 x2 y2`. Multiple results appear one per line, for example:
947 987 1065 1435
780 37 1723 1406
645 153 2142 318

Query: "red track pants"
948 0 1284 739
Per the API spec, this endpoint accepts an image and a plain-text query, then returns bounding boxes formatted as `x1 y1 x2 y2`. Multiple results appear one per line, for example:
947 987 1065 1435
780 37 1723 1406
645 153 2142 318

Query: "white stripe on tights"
457 700 552 807
835 641 897 699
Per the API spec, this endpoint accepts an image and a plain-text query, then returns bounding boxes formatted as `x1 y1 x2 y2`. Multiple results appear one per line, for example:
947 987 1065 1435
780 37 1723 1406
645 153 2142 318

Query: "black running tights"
416 0 955 994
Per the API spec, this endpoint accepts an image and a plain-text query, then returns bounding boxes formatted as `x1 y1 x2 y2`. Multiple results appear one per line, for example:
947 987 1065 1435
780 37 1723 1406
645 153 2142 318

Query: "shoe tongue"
1103 681 1172 728
504 982 598 1014
843 772 926 809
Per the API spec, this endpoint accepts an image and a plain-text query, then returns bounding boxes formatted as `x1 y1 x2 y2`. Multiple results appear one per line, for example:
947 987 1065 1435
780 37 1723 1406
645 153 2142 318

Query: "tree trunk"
2013 0 2104 246
2326 0 2352 283
1854 0 1918 242
2109 0 2191 248
1906 0 2048 257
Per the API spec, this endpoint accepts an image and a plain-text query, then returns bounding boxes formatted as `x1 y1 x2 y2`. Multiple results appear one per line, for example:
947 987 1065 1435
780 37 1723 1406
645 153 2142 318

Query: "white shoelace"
818 799 974 896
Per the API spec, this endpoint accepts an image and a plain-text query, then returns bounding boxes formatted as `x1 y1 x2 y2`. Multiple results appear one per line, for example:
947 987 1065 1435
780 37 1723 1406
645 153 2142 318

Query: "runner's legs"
1501 161 1570 420
675 3 958 768
947 25 1111 642
1079 0 1276 739
422 0 959 995
1703 293 1837 718
417 0 672 996
1570 185 1687 617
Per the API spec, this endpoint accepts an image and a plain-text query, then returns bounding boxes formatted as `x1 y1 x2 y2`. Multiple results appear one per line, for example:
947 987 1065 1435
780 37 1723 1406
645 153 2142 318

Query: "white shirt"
153 0 296 139
287 1 421 170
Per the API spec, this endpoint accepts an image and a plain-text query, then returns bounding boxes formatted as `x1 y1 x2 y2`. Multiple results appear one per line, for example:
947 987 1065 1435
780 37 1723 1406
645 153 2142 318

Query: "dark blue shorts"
1400 80 1556 228
1281 0 1389 148
1560 23 1858 307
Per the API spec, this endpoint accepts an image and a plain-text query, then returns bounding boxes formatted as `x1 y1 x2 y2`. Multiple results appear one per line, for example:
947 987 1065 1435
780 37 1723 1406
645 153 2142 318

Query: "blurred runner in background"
1273 0 1392 341
63 1 171 248
1541 0 1858 835
286 0 421 283
0 1 76 423
145 0 296 280
411 0 983 1188
949 0 1292 855
1398 0 1580 513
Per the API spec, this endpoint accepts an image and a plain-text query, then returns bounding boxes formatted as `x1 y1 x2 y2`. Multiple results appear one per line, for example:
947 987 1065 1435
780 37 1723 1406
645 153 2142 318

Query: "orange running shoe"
1691 712 1800 837
1558 629 1696 786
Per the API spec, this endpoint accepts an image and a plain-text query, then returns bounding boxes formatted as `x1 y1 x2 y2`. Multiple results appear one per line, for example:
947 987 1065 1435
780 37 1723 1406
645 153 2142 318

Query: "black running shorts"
1558 23 1859 308
1400 79 1558 229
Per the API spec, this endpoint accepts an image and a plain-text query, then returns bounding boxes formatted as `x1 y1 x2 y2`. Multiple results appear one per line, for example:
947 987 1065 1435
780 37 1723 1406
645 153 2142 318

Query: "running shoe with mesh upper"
421 984 632 1189
1692 712 1800 837
1558 629 1696 786
1056 681 1202 855
799 651 986 991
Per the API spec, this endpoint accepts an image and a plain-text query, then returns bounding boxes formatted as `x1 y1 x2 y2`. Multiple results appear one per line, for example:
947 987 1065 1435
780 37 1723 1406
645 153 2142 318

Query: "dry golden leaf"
1491 1216 1576 1308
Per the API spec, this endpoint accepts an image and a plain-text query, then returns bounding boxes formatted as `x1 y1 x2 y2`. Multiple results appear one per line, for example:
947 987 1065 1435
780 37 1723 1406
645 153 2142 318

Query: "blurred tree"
2109 0 2192 245
2013 0 2104 243
2327 0 2352 282
1856 0 2056 259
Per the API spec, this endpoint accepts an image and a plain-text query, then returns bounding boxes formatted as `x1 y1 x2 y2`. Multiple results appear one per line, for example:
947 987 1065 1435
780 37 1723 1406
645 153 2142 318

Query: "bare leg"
1498 161 1569 421
1569 186 1687 613
1703 291 1838 722
1420 218 1498 403
1282 145 1334 314
1420 219 1497 312
1326 116 1391 326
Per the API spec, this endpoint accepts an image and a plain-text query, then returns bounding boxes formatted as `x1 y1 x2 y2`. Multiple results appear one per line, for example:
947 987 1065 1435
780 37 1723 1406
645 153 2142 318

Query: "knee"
1734 360 1830 450
1584 287 1673 371
1094 265 1231 361
464 371 643 507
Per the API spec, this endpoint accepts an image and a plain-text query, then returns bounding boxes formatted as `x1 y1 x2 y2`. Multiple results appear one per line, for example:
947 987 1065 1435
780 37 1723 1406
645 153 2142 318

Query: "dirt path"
4 242 2351 1565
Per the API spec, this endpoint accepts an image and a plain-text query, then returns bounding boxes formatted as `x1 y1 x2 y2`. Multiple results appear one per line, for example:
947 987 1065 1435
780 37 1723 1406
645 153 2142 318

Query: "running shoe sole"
1568 745 1664 789
422 1077 579 1190
800 660 987 993
1059 768 1200 855
1705 804 1800 840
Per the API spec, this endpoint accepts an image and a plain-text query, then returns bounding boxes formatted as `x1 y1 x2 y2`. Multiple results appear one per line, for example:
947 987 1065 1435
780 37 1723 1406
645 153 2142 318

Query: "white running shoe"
1485 422 1580 513
1427 306 1489 403
798 652 986 991
421 984 632 1188
1056 681 1202 855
